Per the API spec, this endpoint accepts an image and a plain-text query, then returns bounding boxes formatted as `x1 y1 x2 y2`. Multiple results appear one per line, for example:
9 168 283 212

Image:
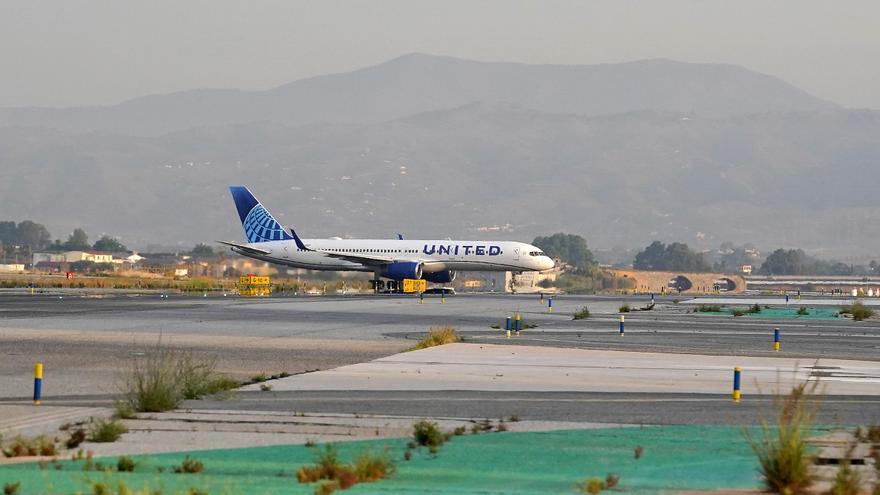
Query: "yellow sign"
240 275 270 285
402 279 427 293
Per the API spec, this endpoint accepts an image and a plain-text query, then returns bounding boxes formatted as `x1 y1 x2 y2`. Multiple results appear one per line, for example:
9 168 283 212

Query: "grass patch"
410 327 459 350
744 378 821 495
116 456 136 472
1 435 56 458
840 301 874 321
120 339 239 413
573 306 591 320
412 420 447 449
576 474 619 494
173 455 205 474
88 419 128 443
297 444 395 493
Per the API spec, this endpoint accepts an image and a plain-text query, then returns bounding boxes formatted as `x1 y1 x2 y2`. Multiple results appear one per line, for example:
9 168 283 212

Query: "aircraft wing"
315 250 394 265
216 240 272 256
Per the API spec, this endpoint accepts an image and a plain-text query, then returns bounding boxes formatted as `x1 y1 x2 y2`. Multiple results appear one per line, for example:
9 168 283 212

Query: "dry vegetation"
410 326 460 350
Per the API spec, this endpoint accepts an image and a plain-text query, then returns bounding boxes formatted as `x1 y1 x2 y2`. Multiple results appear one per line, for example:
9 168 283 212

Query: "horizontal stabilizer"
216 240 272 256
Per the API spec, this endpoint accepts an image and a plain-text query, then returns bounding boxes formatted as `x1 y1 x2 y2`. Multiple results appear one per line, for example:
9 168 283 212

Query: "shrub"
796 307 809 316
2 435 55 457
412 420 445 448
618 304 630 313
117 455 136 472
120 340 238 413
3 482 20 495
88 419 128 443
840 301 874 321
66 428 87 449
744 378 821 495
830 458 861 495
578 477 605 494
573 307 591 320
173 455 204 474
411 327 460 350
353 449 395 482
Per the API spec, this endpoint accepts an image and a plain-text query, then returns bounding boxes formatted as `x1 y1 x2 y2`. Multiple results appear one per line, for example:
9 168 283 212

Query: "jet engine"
423 270 456 284
380 261 423 281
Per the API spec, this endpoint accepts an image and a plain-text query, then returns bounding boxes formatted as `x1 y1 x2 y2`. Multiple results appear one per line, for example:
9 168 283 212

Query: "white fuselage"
231 238 554 275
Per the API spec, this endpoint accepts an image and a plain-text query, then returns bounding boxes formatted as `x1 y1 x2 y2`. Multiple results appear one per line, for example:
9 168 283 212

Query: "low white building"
0 264 25 273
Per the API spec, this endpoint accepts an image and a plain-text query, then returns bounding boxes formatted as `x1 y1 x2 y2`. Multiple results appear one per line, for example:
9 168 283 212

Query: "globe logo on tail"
243 204 289 242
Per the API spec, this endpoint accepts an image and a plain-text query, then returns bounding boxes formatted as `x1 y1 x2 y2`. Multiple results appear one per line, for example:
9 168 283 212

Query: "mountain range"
0 54 875 258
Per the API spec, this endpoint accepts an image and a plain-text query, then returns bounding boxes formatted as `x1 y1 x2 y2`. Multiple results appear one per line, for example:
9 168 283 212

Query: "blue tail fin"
229 186 293 243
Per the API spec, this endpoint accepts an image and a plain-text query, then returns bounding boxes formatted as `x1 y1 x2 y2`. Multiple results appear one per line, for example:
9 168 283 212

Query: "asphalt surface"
2 291 879 425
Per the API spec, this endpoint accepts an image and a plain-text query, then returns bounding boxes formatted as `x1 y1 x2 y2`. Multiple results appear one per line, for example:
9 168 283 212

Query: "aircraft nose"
540 257 555 271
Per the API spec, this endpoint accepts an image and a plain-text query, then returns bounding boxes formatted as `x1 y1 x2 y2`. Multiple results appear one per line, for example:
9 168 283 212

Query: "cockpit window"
529 251 545 257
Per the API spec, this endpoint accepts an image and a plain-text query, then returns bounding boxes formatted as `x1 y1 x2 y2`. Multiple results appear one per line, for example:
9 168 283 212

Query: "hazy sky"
2 0 878 109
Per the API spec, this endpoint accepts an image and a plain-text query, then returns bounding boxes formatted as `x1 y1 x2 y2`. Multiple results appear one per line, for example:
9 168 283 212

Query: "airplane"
218 186 555 290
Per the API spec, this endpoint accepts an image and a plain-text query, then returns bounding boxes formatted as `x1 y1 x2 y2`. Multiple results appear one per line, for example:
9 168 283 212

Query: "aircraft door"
282 245 289 259
513 247 520 261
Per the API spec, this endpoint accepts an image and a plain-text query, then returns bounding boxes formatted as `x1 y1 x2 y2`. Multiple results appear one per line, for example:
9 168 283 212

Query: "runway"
1 291 878 427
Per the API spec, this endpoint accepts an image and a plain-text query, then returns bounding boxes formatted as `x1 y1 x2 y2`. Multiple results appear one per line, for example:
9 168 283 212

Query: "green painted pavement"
706 307 840 320
0 426 773 494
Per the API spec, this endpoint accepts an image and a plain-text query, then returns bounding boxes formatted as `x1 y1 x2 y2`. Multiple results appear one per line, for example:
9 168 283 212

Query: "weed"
749 303 762 314
259 383 273 392
743 378 821 495
3 482 20 495
508 414 520 422
578 477 605 494
117 455 136 472
121 340 238 413
697 304 722 312
249 373 269 383
305 439 317 447
453 426 467 436
88 419 128 443
830 458 861 495
840 301 874 321
496 422 508 432
66 428 87 449
618 304 630 313
173 455 205 474
796 307 809 316
634 445 643 459
353 449 395 482
188 489 209 495
315 481 338 495
605 473 620 489
279 371 291 378
410 327 460 350
90 482 110 495
113 401 137 420
731 309 746 317
2 435 56 457
403 450 412 461
573 306 591 320
412 420 445 448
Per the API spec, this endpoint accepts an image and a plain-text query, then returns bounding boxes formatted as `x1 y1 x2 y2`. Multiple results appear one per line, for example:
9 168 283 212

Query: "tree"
532 233 594 270
633 241 666 270
93 235 127 252
15 221 51 250
189 243 215 257
0 221 17 245
633 241 710 272
64 228 91 251
759 249 808 275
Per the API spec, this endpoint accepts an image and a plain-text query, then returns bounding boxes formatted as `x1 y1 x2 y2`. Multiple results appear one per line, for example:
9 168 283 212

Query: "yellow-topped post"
33 362 43 405
732 367 742 402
